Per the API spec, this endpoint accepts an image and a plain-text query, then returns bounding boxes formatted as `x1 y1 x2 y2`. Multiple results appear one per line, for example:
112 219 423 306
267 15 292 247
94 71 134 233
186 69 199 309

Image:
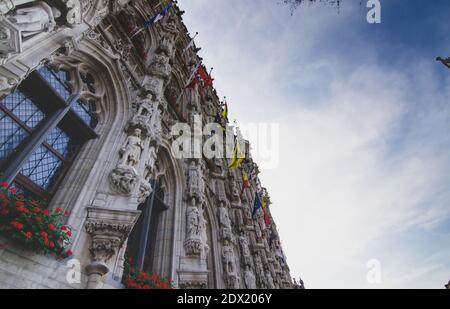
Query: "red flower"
48 241 55 249
33 207 41 213
11 221 23 230
9 188 16 194
17 195 24 200
35 217 43 223
24 232 32 239
0 182 8 188
66 230 72 237
66 250 73 257
61 226 68 231
55 208 63 213
15 201 24 207
48 224 56 231
40 231 48 239
0 209 9 216
64 211 70 217
42 209 49 216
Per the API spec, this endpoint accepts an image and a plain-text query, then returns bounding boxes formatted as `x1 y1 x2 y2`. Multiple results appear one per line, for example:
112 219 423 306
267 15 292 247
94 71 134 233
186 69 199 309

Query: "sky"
177 0 450 289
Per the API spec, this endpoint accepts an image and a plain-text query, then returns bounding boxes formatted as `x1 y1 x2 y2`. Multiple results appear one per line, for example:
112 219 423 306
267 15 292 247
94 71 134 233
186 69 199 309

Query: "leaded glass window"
0 65 99 202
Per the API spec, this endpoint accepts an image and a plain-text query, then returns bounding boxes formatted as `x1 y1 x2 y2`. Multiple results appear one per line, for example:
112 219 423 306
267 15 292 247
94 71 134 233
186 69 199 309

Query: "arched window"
0 65 98 202
125 179 169 273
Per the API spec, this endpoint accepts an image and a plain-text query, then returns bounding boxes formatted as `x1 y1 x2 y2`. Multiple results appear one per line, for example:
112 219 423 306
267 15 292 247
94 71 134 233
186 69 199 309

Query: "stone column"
84 207 140 289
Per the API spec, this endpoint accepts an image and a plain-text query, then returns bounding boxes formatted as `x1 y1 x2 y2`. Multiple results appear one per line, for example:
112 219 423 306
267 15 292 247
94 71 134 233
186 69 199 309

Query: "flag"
185 64 212 89
261 194 271 226
252 192 262 217
183 32 198 54
143 2 174 28
221 101 228 121
228 141 245 170
240 171 251 198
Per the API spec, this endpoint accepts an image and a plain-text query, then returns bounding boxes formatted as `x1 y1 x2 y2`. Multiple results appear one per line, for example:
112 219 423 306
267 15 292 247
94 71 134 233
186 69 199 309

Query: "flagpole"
175 62 201 106
183 32 199 54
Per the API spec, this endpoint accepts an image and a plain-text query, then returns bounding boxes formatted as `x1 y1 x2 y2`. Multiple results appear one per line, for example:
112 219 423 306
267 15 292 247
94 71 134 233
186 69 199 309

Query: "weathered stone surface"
0 0 293 289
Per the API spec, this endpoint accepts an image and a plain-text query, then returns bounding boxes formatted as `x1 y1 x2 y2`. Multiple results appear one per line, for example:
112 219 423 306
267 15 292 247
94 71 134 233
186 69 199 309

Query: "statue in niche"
8 1 61 38
244 266 257 289
218 205 231 229
120 129 144 168
144 146 158 181
199 204 209 258
239 234 251 257
222 240 236 275
186 206 200 238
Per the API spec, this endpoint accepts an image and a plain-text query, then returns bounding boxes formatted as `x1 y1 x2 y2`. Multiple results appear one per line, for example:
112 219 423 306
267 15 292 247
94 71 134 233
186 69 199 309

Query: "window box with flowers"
123 257 174 289
0 183 73 259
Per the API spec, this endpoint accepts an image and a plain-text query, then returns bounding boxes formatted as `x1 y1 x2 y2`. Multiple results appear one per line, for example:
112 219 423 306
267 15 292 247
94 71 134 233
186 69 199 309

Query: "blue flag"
252 192 262 218
144 2 174 28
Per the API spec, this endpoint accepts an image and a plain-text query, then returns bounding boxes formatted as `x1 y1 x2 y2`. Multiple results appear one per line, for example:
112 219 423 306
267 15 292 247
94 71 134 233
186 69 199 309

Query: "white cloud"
179 0 450 289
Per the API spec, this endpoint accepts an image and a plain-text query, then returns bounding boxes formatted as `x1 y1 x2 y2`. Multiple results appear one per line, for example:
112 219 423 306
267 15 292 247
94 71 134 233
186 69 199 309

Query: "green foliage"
0 183 73 259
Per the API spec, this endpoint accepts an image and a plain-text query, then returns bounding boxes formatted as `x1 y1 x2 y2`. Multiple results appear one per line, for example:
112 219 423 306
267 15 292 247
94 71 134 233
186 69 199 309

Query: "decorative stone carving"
186 206 200 238
109 165 138 196
244 266 256 289
137 179 152 204
265 266 275 289
8 1 60 38
0 16 22 58
142 75 164 101
222 240 239 289
239 234 251 259
119 128 144 168
218 205 234 242
184 206 203 257
199 205 209 258
127 98 155 138
186 159 205 203
148 53 170 79
84 207 140 289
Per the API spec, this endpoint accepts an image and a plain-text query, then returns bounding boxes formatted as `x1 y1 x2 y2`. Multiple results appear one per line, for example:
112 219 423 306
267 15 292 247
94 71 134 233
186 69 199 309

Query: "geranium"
0 184 73 259
122 256 174 289
11 221 23 230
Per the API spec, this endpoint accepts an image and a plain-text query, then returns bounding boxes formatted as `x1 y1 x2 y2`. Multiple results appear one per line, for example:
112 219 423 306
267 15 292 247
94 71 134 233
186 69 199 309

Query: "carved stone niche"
142 75 164 101
126 98 156 139
148 53 171 80
0 17 22 59
84 207 141 289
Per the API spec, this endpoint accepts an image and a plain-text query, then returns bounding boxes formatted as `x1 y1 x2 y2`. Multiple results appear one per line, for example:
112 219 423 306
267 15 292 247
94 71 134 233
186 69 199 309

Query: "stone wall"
0 0 293 289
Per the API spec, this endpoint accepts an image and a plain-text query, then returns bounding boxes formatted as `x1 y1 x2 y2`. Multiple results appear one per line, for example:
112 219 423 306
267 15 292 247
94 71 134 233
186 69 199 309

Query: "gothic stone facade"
0 0 293 289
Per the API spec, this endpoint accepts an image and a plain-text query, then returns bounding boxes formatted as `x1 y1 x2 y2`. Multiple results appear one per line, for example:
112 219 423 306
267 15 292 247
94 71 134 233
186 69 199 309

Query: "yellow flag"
228 142 245 170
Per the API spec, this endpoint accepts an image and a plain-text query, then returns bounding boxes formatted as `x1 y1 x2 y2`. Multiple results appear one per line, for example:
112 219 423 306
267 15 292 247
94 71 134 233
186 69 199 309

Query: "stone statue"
120 129 144 167
199 205 209 258
221 241 236 275
144 146 158 181
9 1 61 37
218 206 231 229
244 266 256 289
186 206 200 238
239 234 251 257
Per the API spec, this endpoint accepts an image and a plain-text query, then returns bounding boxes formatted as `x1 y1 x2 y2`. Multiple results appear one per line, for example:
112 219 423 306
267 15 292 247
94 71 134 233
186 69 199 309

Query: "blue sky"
178 0 450 288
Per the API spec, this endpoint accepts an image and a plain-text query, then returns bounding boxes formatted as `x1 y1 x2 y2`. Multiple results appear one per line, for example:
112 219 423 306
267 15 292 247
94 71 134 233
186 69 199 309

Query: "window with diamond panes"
0 65 98 201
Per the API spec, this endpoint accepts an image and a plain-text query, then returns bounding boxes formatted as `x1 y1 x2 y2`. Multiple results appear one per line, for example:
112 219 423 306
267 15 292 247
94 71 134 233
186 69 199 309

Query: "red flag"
240 171 251 198
263 208 271 226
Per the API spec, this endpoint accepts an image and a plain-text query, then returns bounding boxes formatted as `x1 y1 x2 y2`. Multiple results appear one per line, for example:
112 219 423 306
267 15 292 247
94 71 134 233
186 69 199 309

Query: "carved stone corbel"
84 207 140 289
